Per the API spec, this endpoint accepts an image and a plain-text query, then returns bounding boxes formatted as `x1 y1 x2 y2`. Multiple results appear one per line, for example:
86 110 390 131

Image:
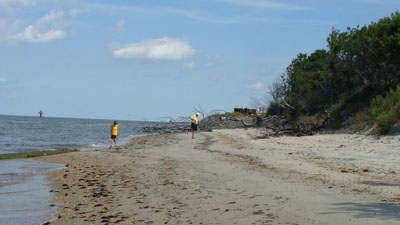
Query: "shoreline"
38 129 400 224
0 132 151 160
0 136 140 225
0 128 158 225
0 159 65 225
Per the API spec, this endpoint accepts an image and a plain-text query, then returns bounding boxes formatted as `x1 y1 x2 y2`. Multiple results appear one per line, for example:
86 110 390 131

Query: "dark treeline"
267 11 400 133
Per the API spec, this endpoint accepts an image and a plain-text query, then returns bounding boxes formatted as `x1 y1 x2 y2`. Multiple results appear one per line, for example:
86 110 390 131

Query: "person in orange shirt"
191 113 199 139
110 121 119 149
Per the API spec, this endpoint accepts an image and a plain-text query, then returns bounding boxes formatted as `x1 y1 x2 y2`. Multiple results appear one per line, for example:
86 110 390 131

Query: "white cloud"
162 7 247 24
184 62 197 69
37 9 64 24
106 19 126 32
0 0 36 18
68 8 90 17
0 0 33 45
115 19 125 32
221 0 310 10
69 8 80 17
248 82 263 90
0 77 7 83
184 61 215 70
5 92 17 99
163 7 210 22
11 9 67 44
354 0 395 4
205 62 214 67
111 38 195 60
116 19 125 27
14 25 66 43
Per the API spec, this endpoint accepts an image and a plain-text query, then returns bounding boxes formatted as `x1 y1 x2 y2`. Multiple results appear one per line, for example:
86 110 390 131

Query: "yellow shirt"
111 124 119 136
191 115 198 125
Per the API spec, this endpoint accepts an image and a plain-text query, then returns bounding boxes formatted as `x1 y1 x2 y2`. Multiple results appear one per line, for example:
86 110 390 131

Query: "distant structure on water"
38 110 43 118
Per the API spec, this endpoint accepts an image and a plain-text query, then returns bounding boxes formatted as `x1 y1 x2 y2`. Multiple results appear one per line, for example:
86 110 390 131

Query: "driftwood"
199 115 255 130
142 112 328 138
264 123 313 137
142 114 256 134
256 114 328 138
143 122 190 133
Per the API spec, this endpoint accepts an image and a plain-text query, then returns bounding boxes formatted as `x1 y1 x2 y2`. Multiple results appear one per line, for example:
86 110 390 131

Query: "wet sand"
39 129 400 224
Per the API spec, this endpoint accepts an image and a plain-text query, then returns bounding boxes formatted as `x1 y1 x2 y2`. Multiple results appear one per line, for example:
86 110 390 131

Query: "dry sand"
39 129 400 225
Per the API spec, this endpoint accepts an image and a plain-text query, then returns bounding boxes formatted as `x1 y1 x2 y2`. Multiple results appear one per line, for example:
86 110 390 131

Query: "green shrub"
351 110 373 131
371 86 400 134
327 100 345 129
224 112 244 117
266 102 285 116
213 111 249 117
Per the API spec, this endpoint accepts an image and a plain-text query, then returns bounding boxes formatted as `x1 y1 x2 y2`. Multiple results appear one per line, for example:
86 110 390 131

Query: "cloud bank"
111 38 195 60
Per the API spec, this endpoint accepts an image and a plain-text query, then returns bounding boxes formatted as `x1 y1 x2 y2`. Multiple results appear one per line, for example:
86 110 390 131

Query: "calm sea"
0 115 157 154
0 115 157 225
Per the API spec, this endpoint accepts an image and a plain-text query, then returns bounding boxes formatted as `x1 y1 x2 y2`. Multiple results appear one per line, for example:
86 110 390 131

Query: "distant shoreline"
0 114 155 122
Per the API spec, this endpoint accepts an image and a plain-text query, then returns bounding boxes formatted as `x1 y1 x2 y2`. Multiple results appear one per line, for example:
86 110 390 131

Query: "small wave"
128 134 148 138
89 144 105 148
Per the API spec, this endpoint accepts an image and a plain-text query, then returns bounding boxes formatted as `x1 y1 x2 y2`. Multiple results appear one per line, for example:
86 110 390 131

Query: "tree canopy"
268 11 400 132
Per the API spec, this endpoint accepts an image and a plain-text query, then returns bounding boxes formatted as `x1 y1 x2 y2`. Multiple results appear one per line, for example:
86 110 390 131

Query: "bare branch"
192 105 205 120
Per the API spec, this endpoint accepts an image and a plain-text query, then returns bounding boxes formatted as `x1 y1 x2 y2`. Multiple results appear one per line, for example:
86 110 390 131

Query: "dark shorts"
191 123 198 131
111 135 117 139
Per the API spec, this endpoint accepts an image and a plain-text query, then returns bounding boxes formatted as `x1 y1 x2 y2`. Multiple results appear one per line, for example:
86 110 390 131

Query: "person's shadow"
321 201 400 221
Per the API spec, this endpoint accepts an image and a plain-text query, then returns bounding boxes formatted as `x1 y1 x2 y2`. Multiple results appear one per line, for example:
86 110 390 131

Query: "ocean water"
0 115 157 154
0 115 158 225
0 159 64 225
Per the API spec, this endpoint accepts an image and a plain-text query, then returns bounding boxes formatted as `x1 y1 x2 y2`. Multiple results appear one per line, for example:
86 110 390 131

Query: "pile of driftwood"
199 114 327 137
258 114 328 137
261 116 313 137
199 115 256 130
142 113 327 137
142 122 191 133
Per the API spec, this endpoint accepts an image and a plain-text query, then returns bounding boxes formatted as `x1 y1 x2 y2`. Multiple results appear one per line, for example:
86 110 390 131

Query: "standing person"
110 121 119 149
191 113 199 139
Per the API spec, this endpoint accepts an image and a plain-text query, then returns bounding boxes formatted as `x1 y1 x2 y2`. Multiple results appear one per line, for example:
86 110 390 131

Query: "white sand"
41 129 400 224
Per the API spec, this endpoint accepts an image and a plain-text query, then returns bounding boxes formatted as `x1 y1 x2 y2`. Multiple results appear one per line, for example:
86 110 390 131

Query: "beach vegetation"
351 110 373 131
0 149 79 160
371 85 400 133
212 111 255 117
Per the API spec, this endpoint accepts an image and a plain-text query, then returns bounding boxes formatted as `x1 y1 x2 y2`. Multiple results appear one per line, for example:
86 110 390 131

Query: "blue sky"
0 0 399 121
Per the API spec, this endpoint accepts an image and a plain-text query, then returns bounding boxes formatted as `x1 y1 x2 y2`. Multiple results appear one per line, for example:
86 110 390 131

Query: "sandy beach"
39 129 400 225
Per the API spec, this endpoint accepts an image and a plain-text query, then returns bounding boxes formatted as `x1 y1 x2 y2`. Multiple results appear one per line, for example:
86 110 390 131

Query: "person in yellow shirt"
191 113 199 139
110 121 119 149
